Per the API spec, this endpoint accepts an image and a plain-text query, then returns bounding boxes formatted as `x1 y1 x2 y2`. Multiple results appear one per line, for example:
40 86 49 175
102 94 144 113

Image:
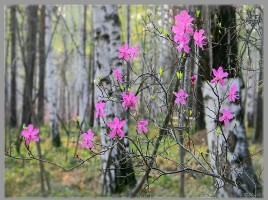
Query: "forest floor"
5 121 263 197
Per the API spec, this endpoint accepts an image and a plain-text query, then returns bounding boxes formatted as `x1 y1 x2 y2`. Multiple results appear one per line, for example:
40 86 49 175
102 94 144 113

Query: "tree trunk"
45 6 61 147
93 5 136 195
254 68 263 143
89 7 95 127
193 6 208 132
178 59 190 197
36 141 46 196
5 7 10 149
16 6 38 154
202 6 262 197
37 5 46 124
78 5 88 129
10 6 17 127
203 78 262 197
254 13 263 143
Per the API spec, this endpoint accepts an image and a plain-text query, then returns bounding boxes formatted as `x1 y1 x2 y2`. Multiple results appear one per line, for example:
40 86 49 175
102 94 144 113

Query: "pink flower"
210 66 229 86
21 124 40 145
174 89 188 105
113 68 123 83
107 117 126 139
95 100 106 119
130 45 138 60
194 29 207 50
81 129 94 149
118 44 138 61
228 84 238 102
118 43 132 61
172 25 185 41
174 10 194 35
172 10 194 54
122 91 139 110
176 34 191 53
191 75 197 84
137 120 149 134
219 109 234 125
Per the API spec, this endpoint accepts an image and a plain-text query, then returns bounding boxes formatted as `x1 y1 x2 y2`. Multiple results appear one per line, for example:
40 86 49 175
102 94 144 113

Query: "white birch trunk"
78 6 88 129
203 78 262 197
93 5 136 195
45 6 60 146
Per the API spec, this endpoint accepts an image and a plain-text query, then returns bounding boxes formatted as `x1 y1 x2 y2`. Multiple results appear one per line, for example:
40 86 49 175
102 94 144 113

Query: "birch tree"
93 5 136 195
78 5 88 129
46 6 61 147
202 6 262 197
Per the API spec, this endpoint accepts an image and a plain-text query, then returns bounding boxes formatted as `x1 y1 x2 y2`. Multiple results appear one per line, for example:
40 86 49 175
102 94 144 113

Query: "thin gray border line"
0 0 266 5
1 1 266 200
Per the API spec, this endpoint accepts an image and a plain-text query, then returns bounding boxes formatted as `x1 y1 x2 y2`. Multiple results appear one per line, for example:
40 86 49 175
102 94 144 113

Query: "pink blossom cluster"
21 10 238 154
172 10 207 54
118 44 139 61
209 66 237 125
93 90 149 140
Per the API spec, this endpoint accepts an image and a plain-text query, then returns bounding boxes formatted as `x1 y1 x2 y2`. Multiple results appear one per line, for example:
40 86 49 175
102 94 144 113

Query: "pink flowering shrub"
172 10 207 54
10 7 260 198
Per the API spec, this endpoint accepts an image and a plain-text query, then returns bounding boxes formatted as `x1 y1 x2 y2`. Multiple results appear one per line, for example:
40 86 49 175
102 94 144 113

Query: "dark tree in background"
16 6 38 154
22 6 38 126
254 9 263 143
202 5 262 197
37 5 46 124
211 6 238 77
10 6 17 127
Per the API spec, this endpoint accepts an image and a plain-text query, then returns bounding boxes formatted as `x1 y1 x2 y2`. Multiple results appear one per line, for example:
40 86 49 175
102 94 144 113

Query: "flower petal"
21 130 29 137
117 129 125 138
81 141 87 148
110 130 116 139
27 124 33 132
32 128 40 135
